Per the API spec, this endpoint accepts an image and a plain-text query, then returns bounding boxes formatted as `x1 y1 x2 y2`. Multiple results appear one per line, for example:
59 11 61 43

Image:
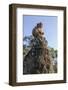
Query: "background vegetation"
23 35 57 73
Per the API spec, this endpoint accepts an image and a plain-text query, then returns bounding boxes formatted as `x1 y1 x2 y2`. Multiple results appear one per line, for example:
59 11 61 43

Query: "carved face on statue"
37 27 44 38
32 22 44 38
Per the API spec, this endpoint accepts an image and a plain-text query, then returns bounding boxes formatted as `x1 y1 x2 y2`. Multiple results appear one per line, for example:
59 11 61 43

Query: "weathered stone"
23 22 54 74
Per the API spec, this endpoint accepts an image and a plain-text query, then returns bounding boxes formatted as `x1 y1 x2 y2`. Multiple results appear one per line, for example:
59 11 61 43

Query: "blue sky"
23 15 57 49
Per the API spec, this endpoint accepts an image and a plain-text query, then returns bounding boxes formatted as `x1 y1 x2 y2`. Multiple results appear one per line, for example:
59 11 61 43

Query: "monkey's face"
37 27 44 38
32 26 44 38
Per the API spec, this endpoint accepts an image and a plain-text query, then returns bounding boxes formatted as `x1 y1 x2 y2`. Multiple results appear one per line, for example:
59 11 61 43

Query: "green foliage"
23 35 33 57
23 35 58 73
23 35 58 59
48 47 57 59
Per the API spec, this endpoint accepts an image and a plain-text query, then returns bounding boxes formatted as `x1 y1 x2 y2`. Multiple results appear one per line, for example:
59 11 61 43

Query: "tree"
23 35 58 59
23 35 34 47
23 35 34 56
54 50 57 58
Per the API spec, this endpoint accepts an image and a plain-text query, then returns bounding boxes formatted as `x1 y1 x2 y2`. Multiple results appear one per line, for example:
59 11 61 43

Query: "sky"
23 15 57 49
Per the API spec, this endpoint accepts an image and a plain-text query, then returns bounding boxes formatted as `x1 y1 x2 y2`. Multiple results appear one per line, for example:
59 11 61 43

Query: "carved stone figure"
23 22 54 74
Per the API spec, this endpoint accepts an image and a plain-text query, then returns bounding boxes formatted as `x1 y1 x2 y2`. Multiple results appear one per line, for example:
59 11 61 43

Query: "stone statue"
23 22 54 74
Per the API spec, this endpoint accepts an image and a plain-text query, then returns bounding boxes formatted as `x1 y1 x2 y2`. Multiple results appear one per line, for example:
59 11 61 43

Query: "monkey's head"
32 22 44 38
